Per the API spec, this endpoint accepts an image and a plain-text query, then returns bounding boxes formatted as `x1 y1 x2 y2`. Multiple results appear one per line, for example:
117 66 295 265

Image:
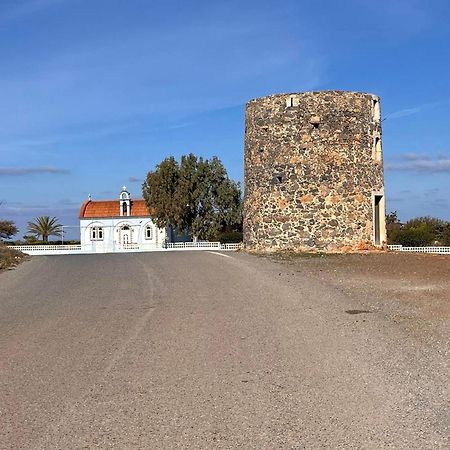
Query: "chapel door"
121 226 131 246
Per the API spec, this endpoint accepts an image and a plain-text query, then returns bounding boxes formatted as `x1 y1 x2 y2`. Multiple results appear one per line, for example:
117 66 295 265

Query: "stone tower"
243 91 386 252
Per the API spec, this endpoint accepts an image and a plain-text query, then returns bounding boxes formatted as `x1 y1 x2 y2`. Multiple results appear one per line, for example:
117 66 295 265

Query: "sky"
0 0 449 240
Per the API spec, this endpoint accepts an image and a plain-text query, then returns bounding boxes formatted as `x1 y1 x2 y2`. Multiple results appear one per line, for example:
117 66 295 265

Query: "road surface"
0 252 448 448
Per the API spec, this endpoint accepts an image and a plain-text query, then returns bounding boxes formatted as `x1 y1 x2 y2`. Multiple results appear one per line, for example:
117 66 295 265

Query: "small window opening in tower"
122 202 128 216
374 137 382 161
374 195 383 245
373 99 381 122
310 116 321 128
286 96 298 108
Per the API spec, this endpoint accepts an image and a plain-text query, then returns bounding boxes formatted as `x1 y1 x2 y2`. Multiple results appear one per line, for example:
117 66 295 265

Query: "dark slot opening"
290 97 294 107
276 175 283 183
374 195 382 245
313 123 319 129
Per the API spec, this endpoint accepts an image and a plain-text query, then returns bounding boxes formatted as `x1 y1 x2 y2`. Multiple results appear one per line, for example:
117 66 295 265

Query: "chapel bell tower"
119 186 131 216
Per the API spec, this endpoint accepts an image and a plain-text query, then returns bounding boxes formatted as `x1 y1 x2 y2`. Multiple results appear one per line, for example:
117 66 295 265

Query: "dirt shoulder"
261 250 450 337
0 244 28 271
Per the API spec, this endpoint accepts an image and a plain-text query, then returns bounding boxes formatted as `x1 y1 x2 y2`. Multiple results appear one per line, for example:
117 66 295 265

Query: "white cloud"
387 107 422 119
0 166 69 176
1 0 73 20
386 153 450 173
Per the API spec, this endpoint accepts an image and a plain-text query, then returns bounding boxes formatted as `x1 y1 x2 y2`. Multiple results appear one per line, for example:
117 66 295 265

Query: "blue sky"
1 0 449 239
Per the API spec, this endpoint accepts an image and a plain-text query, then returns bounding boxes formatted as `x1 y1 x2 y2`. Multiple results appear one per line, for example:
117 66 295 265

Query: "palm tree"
27 216 62 243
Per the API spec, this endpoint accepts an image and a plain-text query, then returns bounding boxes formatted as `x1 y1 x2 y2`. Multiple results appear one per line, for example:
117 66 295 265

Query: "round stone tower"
243 90 386 252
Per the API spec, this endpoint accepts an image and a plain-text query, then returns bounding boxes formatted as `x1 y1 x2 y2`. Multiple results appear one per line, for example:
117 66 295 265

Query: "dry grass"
0 244 28 271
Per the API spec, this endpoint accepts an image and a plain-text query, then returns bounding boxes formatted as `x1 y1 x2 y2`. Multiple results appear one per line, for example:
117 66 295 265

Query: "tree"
27 216 62 242
385 211 402 244
143 153 242 241
404 216 446 243
0 220 18 241
142 156 180 229
387 214 450 246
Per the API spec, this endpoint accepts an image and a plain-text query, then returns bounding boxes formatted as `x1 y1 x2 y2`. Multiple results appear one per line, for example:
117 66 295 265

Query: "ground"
266 251 450 320
0 251 448 449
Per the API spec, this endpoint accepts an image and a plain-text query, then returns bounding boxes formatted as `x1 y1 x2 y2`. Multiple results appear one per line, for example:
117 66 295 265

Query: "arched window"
145 225 153 240
91 226 104 241
122 202 128 216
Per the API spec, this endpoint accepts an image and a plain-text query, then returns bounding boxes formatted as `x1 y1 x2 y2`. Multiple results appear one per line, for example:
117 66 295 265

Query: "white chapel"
79 186 167 252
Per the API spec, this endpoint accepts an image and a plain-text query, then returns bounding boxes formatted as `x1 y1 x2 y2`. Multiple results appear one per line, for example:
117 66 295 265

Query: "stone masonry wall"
243 91 386 251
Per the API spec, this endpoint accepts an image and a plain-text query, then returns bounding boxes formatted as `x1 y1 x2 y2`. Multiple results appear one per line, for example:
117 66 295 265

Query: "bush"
387 214 450 247
0 243 27 270
390 227 434 247
216 231 243 243
442 225 450 246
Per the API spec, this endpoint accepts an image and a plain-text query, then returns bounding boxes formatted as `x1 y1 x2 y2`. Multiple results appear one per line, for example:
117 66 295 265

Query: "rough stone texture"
243 91 386 252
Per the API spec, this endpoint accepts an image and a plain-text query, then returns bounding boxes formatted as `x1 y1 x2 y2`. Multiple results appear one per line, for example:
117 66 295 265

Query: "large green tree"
0 220 18 241
27 216 62 242
143 153 242 240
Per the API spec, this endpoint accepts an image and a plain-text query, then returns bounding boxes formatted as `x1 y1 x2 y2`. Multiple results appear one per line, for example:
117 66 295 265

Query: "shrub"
442 224 450 246
387 214 450 246
0 243 27 270
216 231 243 243
392 227 434 247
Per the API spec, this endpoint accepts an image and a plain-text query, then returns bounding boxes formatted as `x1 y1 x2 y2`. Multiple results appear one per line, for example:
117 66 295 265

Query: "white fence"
8 242 241 256
7 245 83 255
165 242 240 250
388 245 450 254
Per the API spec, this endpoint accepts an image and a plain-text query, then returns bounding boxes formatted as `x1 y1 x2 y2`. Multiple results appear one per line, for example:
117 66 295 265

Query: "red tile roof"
79 200 153 218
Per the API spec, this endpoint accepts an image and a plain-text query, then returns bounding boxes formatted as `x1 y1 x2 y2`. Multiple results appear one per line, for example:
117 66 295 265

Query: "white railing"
165 242 241 250
7 242 242 255
221 243 241 250
8 244 82 252
122 243 140 250
166 241 219 249
388 245 450 254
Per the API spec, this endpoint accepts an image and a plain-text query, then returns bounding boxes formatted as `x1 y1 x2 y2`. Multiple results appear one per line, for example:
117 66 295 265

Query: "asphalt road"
0 252 448 449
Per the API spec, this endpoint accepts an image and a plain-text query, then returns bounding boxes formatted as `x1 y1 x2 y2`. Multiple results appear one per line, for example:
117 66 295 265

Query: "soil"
263 250 450 339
